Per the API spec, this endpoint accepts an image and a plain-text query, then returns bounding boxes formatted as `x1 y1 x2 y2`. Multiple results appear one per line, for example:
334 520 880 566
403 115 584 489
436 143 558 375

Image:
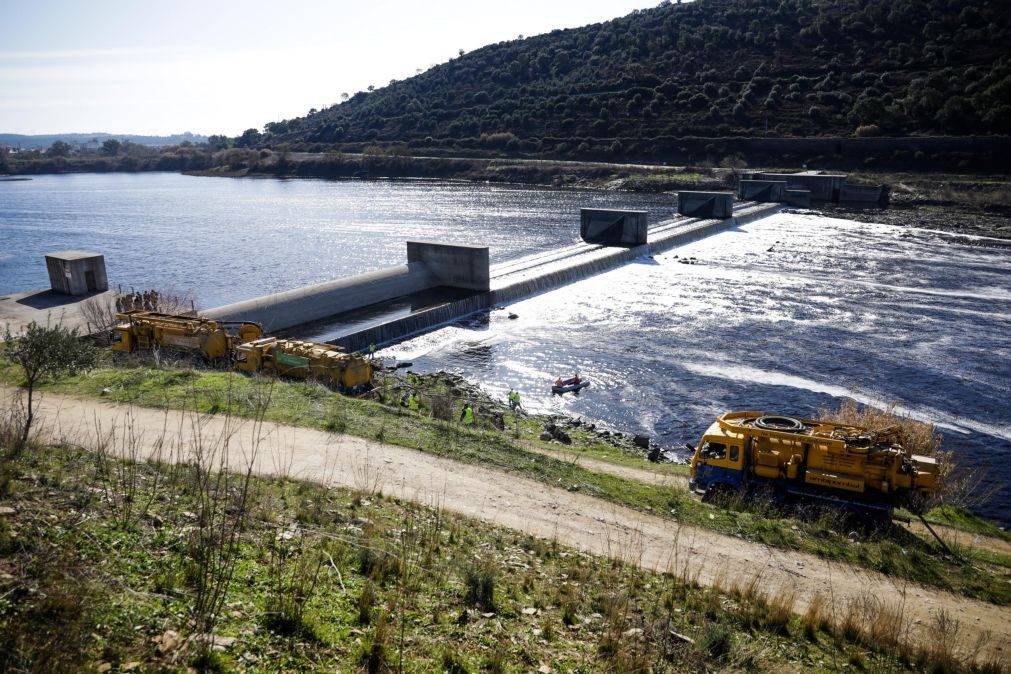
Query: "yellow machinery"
111 310 262 359
234 337 372 390
690 411 939 518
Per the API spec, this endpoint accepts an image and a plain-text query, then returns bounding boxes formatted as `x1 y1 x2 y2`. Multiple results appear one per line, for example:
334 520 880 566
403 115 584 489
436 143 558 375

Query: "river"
2 173 1008 526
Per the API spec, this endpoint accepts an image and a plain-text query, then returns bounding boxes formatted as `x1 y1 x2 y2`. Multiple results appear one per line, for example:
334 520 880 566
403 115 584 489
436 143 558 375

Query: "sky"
0 0 662 137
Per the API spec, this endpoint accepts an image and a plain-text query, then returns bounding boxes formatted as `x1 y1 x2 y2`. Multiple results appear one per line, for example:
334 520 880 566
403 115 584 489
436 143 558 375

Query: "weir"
205 200 781 352
325 201 780 352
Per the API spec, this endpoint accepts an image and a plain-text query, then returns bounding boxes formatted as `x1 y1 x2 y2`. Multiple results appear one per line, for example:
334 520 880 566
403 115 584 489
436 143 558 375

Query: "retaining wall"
580 208 648 246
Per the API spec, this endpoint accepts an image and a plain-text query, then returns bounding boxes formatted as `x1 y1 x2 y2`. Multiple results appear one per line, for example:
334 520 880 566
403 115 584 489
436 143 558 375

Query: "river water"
2 173 1008 525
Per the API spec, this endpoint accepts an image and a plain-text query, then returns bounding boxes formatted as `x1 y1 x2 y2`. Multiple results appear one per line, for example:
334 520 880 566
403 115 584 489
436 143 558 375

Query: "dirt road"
29 392 1011 661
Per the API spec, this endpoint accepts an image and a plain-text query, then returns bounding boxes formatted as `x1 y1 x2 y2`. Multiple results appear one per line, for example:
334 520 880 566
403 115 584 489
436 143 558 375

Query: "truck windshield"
701 442 726 459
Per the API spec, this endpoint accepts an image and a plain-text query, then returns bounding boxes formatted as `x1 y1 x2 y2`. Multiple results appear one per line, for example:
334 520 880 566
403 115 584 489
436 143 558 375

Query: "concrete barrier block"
407 241 490 291
840 183 889 208
580 208 648 246
784 189 812 208
45 251 108 295
738 180 788 202
677 191 734 218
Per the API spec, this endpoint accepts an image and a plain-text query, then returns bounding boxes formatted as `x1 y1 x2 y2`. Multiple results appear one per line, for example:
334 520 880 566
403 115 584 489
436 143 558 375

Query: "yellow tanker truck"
689 412 939 519
111 310 263 359
234 337 372 392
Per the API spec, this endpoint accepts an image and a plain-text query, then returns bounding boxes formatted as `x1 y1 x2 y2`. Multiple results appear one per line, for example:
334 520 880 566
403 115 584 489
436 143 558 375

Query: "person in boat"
572 373 581 385
555 377 563 387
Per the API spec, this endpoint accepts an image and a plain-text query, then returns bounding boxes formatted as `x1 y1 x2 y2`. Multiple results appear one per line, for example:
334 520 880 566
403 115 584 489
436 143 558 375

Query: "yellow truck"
234 337 372 392
689 412 939 519
111 310 262 359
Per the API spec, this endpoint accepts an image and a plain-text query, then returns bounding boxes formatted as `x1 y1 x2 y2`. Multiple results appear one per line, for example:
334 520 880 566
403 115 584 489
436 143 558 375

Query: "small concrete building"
44 251 108 296
677 191 734 219
755 172 847 203
580 208 648 246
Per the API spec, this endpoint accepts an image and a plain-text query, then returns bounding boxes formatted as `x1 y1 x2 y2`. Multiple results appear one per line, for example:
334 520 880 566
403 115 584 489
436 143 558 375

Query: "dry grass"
803 592 831 640
818 399 995 510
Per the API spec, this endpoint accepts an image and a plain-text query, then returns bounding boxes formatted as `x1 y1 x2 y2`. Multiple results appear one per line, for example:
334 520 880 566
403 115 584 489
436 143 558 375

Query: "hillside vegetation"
268 0 1010 162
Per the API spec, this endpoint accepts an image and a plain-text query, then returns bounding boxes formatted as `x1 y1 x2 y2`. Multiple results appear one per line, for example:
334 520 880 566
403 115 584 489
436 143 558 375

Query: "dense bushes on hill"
269 0 1010 157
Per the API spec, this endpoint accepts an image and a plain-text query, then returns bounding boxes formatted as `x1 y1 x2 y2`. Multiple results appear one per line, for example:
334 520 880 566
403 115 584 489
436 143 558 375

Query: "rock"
647 447 662 463
456 609 470 625
508 313 519 319
522 607 539 615
0 506 15 516
539 432 553 441
554 430 572 445
97 664 112 674
623 628 645 639
538 666 552 674
153 630 182 654
633 434 650 449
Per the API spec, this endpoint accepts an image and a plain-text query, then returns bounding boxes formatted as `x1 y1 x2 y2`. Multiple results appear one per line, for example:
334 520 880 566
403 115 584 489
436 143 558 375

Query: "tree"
235 128 262 148
45 140 72 158
101 138 121 156
3 322 96 452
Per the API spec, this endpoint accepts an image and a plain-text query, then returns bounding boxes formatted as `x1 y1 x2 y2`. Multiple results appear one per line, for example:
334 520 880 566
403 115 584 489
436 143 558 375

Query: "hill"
267 0 1010 163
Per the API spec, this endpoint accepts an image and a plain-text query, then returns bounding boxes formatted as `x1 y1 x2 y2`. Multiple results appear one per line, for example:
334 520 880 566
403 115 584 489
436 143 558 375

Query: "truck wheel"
755 415 804 432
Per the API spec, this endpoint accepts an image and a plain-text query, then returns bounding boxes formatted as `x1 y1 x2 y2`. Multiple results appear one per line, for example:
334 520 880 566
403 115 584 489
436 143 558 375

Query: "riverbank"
1 360 1009 671
2 354 1007 606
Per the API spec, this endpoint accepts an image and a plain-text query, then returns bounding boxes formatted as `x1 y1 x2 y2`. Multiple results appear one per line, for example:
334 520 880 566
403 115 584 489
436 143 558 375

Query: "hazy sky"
1 0 661 137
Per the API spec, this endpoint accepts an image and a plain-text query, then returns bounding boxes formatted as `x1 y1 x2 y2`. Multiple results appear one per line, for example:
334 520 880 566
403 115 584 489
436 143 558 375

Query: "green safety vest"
463 407 474 424
409 395 419 410
513 391 521 404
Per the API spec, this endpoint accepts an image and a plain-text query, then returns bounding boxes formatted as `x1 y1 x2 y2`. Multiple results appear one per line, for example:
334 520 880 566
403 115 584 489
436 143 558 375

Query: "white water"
390 212 1011 525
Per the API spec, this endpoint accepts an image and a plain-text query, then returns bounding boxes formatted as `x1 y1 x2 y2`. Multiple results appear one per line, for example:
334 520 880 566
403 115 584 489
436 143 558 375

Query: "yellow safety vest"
409 395 419 411
463 407 474 424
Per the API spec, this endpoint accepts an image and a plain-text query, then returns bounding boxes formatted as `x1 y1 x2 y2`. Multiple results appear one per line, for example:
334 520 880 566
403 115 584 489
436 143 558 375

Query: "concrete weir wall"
330 202 781 352
206 241 489 333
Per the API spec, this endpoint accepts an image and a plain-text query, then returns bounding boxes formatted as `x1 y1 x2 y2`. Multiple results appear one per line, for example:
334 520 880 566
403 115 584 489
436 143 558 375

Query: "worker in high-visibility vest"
512 389 522 410
368 343 376 360
408 392 420 411
460 403 474 425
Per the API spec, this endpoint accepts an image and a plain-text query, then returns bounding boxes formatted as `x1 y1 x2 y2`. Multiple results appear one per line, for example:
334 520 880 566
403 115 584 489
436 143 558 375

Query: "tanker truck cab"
689 419 747 500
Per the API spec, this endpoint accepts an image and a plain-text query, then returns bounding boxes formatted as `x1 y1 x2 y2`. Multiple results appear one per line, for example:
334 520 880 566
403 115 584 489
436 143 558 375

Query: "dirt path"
28 392 1011 662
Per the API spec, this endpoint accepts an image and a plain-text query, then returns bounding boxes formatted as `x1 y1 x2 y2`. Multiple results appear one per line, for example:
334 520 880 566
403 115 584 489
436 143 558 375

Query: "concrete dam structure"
205 194 781 353
205 242 489 333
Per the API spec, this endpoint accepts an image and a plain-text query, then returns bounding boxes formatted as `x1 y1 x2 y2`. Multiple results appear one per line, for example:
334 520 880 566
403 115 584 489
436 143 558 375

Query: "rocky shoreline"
381 369 689 465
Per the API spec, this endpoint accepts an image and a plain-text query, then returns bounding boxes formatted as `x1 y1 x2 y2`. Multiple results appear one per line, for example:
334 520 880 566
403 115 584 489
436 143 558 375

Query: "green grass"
2 356 1009 606
923 505 1011 542
2 441 996 673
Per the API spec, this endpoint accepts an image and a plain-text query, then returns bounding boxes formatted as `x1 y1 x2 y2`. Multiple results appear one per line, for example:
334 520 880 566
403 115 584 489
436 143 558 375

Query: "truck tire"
754 415 804 432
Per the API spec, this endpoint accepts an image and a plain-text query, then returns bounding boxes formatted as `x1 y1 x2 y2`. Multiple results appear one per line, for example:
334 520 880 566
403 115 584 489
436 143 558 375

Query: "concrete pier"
580 209 648 246
677 192 734 219
738 180 788 203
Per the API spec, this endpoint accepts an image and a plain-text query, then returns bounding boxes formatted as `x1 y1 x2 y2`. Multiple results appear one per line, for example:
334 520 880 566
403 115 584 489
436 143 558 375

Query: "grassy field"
1 439 1003 673
1 354 1008 608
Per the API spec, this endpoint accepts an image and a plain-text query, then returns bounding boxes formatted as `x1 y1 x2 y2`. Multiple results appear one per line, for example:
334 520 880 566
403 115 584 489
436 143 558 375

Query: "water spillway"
319 201 781 352
204 201 780 351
